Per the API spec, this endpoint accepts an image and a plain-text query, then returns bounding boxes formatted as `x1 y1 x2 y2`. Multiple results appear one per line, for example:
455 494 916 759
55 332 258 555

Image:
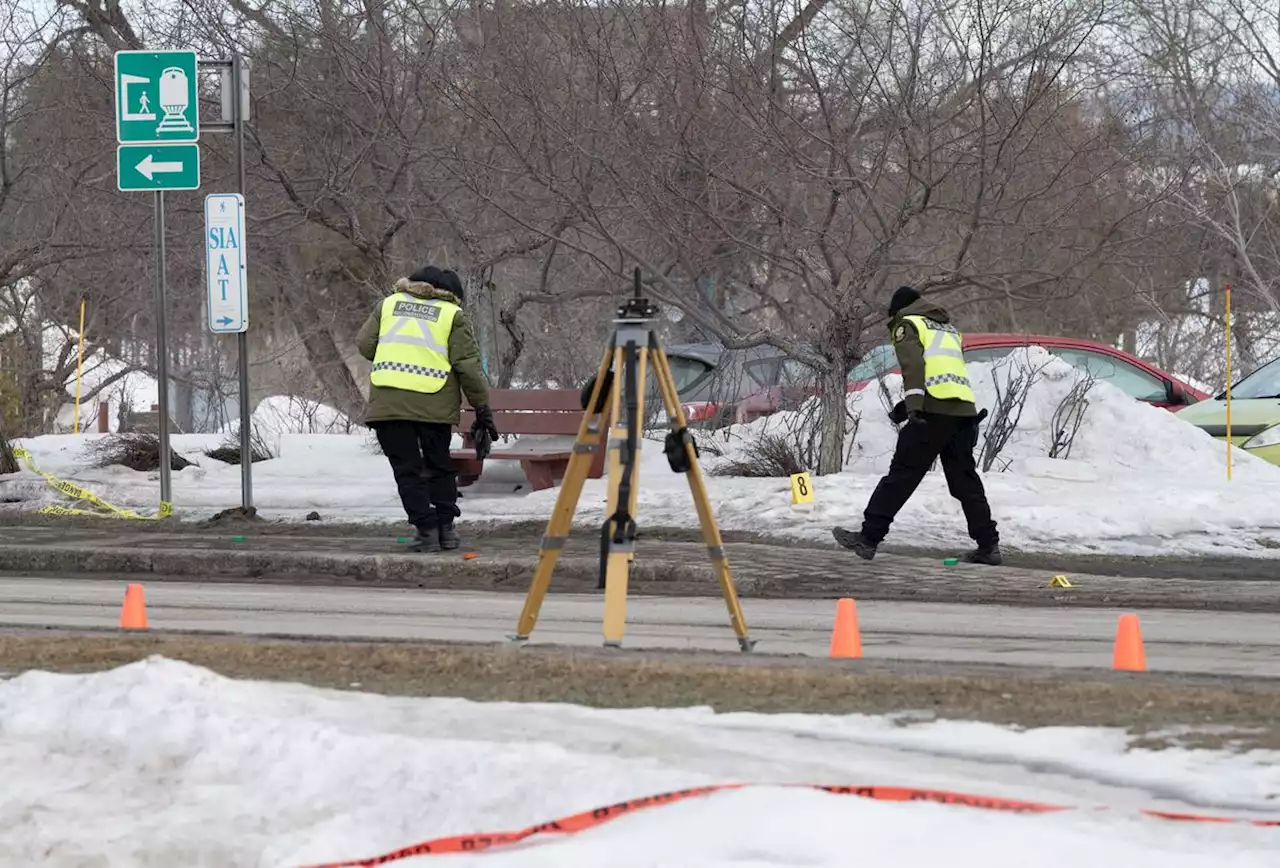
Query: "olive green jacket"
357 279 491 426
890 297 977 418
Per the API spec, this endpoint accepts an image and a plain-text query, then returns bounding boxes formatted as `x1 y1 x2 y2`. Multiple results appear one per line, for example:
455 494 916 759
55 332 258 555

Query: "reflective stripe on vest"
370 293 459 393
901 314 976 404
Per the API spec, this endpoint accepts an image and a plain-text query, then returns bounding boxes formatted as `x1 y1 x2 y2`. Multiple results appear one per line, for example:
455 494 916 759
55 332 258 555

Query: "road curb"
2 542 1279 611
0 543 749 595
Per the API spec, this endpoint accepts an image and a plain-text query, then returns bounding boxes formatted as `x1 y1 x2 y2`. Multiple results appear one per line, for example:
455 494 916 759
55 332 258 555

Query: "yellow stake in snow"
790 471 815 505
73 298 86 434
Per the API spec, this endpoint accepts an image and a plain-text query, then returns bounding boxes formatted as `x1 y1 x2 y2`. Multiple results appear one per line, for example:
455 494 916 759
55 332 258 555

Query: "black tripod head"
616 267 660 320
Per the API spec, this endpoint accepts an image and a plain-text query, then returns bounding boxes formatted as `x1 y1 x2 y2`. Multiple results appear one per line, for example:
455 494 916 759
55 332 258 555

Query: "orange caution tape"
298 781 1280 867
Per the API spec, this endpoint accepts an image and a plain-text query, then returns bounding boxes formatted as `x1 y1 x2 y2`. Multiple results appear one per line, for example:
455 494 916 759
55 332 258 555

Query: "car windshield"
847 344 898 381
667 356 713 394
1223 357 1280 400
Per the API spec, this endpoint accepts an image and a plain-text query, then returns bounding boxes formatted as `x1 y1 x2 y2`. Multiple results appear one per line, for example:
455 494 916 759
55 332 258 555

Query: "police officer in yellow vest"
833 286 1001 565
357 266 498 553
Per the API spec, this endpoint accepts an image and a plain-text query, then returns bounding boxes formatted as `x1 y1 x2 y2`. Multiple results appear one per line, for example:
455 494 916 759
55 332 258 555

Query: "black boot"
438 520 460 551
410 526 441 553
833 526 877 561
962 544 1002 566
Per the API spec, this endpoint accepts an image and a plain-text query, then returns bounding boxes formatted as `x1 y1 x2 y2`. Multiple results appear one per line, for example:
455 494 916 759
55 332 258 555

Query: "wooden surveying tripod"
512 269 755 651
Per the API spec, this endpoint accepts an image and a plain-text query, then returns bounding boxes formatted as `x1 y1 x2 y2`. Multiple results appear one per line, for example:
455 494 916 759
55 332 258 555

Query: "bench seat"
453 388 604 491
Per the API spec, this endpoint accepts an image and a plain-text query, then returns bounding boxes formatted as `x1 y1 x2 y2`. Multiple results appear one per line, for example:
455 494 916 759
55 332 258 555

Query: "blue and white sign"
204 193 248 333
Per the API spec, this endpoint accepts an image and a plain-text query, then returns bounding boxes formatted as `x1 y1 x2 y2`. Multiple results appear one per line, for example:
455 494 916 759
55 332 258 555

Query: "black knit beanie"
408 265 465 301
888 285 921 317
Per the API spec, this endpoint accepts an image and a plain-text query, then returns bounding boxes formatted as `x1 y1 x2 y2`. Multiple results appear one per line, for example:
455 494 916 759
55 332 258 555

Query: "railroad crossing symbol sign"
114 50 200 144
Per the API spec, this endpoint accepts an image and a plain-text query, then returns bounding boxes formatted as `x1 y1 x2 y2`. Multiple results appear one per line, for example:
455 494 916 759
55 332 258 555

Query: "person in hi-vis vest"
358 265 498 553
832 286 1002 565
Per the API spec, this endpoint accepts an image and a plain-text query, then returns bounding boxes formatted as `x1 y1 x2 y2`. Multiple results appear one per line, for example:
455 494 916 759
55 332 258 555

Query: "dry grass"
83 433 195 472
205 425 276 465
711 433 808 477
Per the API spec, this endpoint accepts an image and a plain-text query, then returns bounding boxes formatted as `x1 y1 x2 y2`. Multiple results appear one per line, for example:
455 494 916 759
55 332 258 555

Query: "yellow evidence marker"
790 471 815 505
1049 575 1074 588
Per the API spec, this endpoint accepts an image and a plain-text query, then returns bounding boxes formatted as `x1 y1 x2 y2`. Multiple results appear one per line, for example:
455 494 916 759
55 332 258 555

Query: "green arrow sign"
114 50 200 144
117 144 201 191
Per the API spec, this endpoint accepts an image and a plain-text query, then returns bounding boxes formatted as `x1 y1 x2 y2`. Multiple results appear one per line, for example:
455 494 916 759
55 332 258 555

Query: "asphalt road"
2 577 1279 678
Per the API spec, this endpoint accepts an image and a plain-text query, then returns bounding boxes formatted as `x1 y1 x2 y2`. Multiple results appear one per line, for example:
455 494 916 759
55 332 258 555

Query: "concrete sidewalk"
1 522 1278 611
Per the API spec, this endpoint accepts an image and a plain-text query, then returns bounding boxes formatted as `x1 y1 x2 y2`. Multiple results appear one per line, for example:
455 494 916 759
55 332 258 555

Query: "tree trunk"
286 298 369 424
18 375 56 437
497 308 524 388
0 426 17 475
816 365 847 475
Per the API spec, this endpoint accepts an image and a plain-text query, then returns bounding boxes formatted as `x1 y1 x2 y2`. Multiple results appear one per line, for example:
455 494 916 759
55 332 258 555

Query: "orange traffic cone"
829 597 862 659
120 583 148 630
1112 613 1146 671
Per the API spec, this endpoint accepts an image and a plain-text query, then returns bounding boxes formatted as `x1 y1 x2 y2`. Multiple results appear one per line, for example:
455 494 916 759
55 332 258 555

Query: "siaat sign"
114 50 201 191
205 193 248 333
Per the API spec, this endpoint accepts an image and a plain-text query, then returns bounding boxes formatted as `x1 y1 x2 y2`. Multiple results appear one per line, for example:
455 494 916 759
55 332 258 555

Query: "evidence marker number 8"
790 471 814 505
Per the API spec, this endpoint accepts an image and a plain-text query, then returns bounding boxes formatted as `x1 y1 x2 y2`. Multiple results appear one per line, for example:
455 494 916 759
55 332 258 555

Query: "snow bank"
4 349 1280 556
224 394 356 447
694 349 1280 555
0 658 1275 866
715 347 1275 479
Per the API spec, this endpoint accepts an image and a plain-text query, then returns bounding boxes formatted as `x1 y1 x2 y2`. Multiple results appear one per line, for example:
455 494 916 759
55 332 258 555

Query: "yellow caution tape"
10 447 173 521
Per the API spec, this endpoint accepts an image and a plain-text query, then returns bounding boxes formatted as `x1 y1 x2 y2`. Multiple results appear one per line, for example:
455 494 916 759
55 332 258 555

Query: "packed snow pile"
4 353 1280 556
1 657 1277 866
223 395 355 448
713 347 1276 481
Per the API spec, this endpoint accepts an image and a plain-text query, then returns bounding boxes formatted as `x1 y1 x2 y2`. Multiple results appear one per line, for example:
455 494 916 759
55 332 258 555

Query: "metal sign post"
115 49 202 510
201 53 254 509
233 54 252 507
113 47 254 512
153 190 172 503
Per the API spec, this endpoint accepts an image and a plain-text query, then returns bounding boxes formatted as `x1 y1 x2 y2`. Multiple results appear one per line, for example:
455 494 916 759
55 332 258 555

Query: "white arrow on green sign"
117 144 201 191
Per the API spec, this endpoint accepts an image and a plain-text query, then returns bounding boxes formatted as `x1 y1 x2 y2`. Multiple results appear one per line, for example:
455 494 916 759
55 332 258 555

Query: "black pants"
372 420 459 531
861 414 998 548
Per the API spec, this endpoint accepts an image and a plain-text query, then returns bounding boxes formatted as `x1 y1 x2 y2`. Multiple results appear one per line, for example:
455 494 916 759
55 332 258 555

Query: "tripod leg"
602 344 626 556
513 338 613 642
650 341 755 651
602 340 646 646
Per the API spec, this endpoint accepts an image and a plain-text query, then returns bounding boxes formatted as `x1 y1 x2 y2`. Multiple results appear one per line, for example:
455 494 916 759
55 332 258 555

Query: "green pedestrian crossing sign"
117 144 201 192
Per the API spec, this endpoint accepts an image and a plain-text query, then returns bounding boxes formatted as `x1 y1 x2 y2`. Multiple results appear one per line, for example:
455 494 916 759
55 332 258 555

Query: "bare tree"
0 5 153 435
979 356 1048 472
1049 370 1097 459
20 0 1255 434
453 0 1164 473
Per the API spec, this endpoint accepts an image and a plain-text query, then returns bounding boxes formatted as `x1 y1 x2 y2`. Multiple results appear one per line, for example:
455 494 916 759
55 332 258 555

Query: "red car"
728 334 1209 424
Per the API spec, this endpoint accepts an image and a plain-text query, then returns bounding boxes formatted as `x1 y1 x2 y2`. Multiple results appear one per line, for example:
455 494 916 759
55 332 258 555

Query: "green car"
1176 356 1280 465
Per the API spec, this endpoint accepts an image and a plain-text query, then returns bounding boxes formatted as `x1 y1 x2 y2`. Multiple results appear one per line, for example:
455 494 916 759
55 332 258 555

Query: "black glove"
471 405 498 460
888 400 907 425
906 409 927 426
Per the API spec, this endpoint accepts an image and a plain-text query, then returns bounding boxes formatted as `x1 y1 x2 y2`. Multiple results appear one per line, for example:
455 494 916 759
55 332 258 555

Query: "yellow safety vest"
899 314 976 404
370 292 459 393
